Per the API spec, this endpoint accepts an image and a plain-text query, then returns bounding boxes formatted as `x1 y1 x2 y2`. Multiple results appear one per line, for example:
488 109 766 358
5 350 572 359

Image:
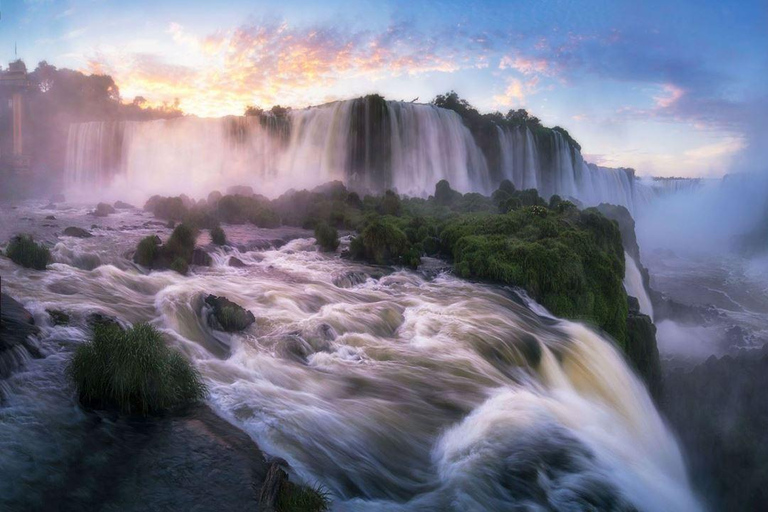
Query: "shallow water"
0 201 701 511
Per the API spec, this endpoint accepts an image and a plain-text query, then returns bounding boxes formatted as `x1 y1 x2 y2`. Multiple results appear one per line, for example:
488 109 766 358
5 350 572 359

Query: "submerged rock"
0 293 42 379
47 309 70 326
45 215 56 220
332 270 370 288
204 295 255 332
228 256 248 268
63 226 93 238
87 313 124 331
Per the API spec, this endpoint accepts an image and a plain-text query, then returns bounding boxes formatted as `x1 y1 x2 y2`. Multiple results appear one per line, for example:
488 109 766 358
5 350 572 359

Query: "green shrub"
5 234 50 270
350 217 415 266
135 235 161 267
210 225 227 246
314 222 339 252
170 257 189 275
67 323 207 415
277 480 330 512
165 223 198 262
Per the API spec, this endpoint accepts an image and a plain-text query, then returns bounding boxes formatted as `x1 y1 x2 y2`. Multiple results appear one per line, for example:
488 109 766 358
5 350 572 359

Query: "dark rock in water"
49 193 66 203
517 333 542 368
332 270 371 288
275 334 313 363
87 313 124 331
92 203 116 217
627 295 640 313
228 256 248 268
625 309 662 399
47 309 70 326
43 202 57 210
114 200 135 209
191 248 212 266
45 215 56 220
63 226 93 238
73 253 102 271
226 185 255 197
0 293 42 379
204 295 255 332
258 462 288 511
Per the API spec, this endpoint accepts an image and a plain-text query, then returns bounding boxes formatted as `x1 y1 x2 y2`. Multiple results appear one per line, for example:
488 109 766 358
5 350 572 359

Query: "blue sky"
0 0 766 177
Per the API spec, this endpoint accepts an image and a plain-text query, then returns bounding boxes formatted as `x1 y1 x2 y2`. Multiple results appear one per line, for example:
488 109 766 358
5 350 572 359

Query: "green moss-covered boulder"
5 235 51 270
314 222 339 252
204 295 255 332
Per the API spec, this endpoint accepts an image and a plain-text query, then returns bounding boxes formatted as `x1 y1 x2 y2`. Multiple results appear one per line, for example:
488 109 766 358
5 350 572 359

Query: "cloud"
88 20 487 117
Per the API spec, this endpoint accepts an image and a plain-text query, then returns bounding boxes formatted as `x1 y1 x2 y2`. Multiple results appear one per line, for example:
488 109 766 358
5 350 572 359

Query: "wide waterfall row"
65 97 673 211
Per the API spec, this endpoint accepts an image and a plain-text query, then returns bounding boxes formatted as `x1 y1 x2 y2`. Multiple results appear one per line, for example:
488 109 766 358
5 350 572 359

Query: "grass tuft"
5 234 51 270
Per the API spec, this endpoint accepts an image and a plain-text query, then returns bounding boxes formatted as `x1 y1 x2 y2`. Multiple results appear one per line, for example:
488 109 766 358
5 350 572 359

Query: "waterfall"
624 251 654 318
64 97 695 211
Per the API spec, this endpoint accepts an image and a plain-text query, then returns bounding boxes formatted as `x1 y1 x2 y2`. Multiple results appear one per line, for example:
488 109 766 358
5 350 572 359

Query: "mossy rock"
204 295 255 332
63 226 93 238
5 235 51 270
92 203 116 217
47 309 70 326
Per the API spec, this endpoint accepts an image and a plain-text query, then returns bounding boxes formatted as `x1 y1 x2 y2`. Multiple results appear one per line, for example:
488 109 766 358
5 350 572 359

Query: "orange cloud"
87 21 486 117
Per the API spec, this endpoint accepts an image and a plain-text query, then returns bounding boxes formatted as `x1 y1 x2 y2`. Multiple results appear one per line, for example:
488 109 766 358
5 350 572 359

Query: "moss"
314 222 339 252
67 323 207 415
277 480 330 512
170 257 189 275
5 234 51 270
165 223 198 263
205 295 256 332
210 225 227 246
135 235 161 267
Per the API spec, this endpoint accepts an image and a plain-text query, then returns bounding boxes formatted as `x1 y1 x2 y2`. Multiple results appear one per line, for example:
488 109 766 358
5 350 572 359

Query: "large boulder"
92 203 116 217
204 295 255 332
63 226 93 238
191 248 212 266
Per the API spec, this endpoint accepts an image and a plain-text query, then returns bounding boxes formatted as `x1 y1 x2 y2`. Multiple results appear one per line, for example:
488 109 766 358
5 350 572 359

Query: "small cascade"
624 251 654 318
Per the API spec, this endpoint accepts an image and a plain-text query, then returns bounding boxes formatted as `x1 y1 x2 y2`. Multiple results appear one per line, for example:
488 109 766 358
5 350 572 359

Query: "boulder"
63 226 93 238
87 313 123 331
92 203 116 217
47 309 70 326
45 215 56 220
0 293 42 379
191 248 212 266
204 295 255 332
228 256 248 268
114 200 135 209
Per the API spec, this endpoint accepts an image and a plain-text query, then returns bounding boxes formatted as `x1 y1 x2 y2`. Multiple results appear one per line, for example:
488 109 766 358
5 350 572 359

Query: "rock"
191 248 212 266
333 271 370 288
625 310 662 399
627 295 640 313
87 313 123 331
226 185 255 197
43 202 57 210
228 256 248 268
63 226 93 238
258 462 288 512
0 293 42 379
114 200 135 209
204 295 255 332
91 203 116 217
47 309 70 326
45 215 56 220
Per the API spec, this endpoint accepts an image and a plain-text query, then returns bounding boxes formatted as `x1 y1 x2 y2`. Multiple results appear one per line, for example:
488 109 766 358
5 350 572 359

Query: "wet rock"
113 200 135 209
191 248 212 266
332 271 370 288
0 293 42 379
627 295 641 313
275 334 313 363
625 308 662 399
47 309 70 326
204 295 255 332
45 215 56 220
91 203 116 217
73 253 102 271
63 226 93 238
87 313 124 331
228 256 248 268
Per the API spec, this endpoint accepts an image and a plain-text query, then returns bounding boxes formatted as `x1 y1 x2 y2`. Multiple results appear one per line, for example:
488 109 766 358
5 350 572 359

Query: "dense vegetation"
140 179 632 345
67 323 207 415
4 234 51 270
134 223 199 274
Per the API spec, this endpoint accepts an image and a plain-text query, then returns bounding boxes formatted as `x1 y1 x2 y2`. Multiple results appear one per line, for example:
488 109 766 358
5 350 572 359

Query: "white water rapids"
0 203 700 511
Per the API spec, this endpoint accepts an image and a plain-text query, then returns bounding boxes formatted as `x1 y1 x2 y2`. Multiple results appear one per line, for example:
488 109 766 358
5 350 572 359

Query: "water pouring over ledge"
64 97 697 212
0 204 701 511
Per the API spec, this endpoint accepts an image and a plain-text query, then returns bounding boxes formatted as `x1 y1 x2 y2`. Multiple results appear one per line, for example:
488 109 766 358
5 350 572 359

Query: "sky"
0 0 766 178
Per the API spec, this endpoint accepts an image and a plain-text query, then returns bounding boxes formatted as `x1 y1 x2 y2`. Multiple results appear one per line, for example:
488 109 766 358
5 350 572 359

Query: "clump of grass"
210 225 227 246
5 234 51 270
314 222 339 252
170 257 189 275
134 235 161 267
278 480 330 512
67 323 207 415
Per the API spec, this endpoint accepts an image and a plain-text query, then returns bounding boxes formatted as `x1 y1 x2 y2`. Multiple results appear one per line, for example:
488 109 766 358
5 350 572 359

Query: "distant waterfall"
64 97 692 210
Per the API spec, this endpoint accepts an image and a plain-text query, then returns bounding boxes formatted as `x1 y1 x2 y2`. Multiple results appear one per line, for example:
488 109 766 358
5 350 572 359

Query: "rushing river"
0 201 701 511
